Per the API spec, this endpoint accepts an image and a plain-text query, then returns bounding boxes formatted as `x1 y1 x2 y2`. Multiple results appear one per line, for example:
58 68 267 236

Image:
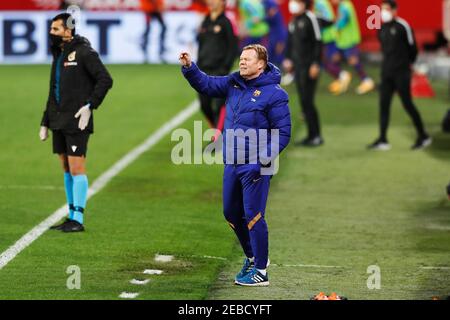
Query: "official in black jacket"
284 0 323 147
39 13 113 232
197 0 238 133
368 0 431 151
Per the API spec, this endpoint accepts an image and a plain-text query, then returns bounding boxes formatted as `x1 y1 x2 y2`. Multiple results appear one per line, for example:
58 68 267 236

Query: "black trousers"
198 68 227 128
379 70 427 141
198 94 226 127
142 12 167 57
295 67 321 139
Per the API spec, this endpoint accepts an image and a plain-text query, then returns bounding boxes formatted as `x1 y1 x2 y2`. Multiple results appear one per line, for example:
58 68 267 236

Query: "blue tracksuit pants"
223 163 271 269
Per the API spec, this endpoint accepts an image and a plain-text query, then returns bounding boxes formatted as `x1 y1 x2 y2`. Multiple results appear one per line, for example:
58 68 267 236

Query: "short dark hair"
382 0 398 9
300 0 312 9
52 13 76 35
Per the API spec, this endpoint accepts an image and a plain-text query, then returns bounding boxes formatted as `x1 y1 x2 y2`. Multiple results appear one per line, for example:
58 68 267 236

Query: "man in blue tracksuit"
180 44 291 286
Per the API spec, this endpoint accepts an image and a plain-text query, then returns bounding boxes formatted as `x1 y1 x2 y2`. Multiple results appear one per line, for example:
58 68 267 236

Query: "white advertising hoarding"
0 11 203 64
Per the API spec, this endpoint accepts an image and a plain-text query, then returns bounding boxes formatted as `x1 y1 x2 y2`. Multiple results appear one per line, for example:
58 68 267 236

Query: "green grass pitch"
0 64 448 299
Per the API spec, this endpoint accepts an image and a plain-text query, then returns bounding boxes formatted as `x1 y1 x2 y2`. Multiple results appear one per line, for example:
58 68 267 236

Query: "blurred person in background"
262 0 287 68
239 0 269 47
442 109 450 133
141 0 167 63
197 0 238 134
447 182 450 200
314 0 341 88
329 0 375 95
60 0 84 10
284 0 323 147
368 0 431 151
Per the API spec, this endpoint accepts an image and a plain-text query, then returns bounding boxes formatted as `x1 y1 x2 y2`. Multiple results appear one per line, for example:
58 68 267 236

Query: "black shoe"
299 136 324 147
50 218 71 230
411 136 432 150
367 139 391 151
297 137 311 146
61 220 85 233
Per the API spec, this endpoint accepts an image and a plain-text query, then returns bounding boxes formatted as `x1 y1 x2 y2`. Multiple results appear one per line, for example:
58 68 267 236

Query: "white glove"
74 104 92 131
39 126 48 141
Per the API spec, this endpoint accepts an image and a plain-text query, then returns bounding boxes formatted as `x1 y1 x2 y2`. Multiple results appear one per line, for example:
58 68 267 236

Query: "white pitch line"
420 266 450 270
155 254 174 262
130 279 150 285
272 264 344 269
201 255 228 261
188 255 228 261
119 292 140 299
0 185 64 191
425 224 450 231
0 100 199 271
186 255 343 268
143 269 163 275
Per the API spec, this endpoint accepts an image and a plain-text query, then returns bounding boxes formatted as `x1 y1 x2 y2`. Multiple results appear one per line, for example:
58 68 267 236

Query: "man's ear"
258 60 265 71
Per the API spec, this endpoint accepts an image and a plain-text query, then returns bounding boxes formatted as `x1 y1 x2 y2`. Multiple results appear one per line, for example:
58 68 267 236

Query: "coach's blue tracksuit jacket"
182 62 291 165
182 62 291 270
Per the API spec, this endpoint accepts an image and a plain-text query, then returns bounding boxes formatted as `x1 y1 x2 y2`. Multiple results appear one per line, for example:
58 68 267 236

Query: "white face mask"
381 9 393 23
289 1 305 15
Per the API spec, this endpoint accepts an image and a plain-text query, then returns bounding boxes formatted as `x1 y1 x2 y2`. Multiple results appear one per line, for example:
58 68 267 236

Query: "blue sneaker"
235 257 254 281
235 267 269 286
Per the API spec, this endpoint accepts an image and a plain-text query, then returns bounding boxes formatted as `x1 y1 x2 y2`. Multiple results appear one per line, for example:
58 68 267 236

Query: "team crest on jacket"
68 51 76 62
253 90 261 97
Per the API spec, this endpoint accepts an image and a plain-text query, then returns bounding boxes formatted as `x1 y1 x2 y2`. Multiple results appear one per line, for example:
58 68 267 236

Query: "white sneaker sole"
234 280 270 287
370 144 391 151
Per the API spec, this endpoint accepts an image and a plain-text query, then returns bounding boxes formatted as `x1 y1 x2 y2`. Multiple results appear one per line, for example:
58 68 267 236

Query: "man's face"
206 0 223 11
239 49 264 79
381 3 397 23
381 4 396 16
50 20 72 39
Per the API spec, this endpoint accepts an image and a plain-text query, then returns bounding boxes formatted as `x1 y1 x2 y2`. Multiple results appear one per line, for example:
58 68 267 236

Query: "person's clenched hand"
179 52 192 68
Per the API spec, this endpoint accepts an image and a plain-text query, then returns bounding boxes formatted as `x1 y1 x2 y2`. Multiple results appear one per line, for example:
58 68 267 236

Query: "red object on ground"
411 73 435 98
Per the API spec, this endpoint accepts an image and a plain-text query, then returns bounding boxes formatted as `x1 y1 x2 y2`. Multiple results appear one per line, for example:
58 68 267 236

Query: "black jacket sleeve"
41 109 49 127
407 27 418 64
308 16 322 65
81 47 113 109
285 22 294 61
41 85 51 126
222 19 238 72
312 37 322 66
317 17 334 28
